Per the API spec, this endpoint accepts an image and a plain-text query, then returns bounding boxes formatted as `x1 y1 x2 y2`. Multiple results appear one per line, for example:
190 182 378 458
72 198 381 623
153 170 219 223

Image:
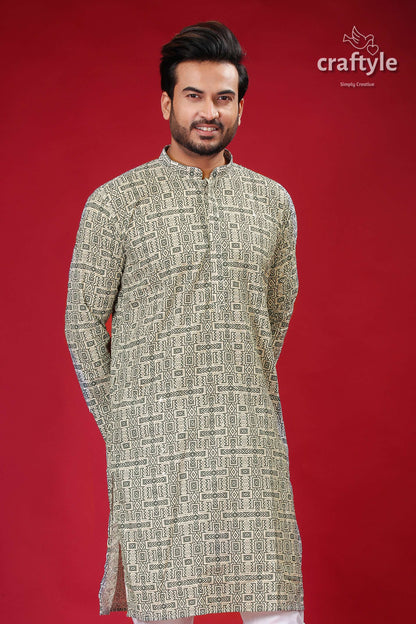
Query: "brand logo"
343 25 379 55
317 26 398 80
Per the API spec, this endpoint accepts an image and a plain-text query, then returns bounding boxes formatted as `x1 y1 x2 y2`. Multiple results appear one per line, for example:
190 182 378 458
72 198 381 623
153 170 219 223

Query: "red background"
1 1 415 623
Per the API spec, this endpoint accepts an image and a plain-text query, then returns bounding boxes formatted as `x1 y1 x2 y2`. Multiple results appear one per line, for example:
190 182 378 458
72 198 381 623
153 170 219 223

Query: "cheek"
223 112 239 130
224 107 240 122
172 105 195 126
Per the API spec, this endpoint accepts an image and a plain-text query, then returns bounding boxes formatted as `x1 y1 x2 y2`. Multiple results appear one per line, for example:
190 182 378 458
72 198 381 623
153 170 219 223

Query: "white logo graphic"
317 25 398 78
343 25 379 55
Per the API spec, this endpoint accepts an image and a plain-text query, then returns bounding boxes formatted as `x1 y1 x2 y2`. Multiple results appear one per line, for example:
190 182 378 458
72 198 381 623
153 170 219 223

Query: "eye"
218 95 233 102
186 93 200 99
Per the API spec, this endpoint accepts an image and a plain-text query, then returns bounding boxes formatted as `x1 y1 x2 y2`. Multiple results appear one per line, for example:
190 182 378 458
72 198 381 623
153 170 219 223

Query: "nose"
200 100 219 121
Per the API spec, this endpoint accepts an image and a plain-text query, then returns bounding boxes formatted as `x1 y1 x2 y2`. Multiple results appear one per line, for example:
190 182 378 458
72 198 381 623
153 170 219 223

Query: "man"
65 21 305 624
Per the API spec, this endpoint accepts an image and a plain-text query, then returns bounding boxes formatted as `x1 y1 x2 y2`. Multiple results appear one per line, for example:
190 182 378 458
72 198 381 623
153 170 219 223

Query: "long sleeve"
64 188 125 441
266 189 299 367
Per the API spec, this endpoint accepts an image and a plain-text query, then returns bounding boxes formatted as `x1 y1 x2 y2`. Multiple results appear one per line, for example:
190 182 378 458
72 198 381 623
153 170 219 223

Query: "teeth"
197 126 217 131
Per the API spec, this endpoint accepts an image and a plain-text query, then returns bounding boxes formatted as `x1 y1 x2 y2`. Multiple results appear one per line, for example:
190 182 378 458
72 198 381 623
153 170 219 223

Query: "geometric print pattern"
64 146 303 621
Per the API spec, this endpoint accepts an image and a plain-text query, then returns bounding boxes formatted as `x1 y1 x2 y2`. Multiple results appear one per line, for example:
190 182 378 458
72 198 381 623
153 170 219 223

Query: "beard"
169 105 239 156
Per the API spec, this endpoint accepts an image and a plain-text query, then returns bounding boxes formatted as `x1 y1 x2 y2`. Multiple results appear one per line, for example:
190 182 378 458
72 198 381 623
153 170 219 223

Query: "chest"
122 176 278 290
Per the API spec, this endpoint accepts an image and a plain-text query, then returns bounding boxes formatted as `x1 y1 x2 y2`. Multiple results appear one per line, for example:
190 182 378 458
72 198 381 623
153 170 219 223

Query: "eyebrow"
182 86 236 96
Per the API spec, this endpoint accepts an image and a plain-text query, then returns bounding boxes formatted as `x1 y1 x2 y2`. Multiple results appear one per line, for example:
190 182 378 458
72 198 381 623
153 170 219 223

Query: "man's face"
161 60 244 158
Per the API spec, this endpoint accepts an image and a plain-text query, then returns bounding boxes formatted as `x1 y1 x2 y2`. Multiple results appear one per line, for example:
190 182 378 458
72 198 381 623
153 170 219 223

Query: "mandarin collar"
158 145 234 179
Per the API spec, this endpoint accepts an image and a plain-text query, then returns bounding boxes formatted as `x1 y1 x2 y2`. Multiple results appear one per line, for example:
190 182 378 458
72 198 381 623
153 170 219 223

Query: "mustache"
191 119 223 130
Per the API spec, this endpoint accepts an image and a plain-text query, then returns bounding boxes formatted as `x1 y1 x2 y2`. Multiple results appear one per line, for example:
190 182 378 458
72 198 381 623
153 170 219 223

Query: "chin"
196 147 223 156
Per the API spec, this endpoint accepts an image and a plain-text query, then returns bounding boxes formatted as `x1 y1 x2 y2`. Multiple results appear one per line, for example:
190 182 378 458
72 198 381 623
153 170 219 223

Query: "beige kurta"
65 146 303 621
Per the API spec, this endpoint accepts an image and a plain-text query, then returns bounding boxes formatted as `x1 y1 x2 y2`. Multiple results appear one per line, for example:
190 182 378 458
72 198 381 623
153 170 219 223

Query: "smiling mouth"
193 125 221 136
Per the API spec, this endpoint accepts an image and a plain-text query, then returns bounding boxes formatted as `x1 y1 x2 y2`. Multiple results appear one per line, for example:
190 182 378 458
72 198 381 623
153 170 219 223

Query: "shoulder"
83 156 164 226
231 162 296 222
87 157 163 203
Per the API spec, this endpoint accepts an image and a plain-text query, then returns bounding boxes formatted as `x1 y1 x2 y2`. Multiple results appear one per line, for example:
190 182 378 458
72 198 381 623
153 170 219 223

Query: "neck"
166 141 226 179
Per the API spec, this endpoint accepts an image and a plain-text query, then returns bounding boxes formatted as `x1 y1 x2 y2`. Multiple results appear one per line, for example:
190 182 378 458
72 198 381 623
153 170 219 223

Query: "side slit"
110 542 128 610
100 471 128 614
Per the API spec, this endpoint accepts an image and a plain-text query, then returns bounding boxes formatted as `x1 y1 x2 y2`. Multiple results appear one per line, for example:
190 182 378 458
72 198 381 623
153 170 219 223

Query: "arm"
64 187 125 441
267 188 299 367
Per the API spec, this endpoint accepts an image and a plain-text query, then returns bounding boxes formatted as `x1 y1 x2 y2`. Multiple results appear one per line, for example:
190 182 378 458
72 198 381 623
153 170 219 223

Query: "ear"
237 98 244 125
161 91 172 120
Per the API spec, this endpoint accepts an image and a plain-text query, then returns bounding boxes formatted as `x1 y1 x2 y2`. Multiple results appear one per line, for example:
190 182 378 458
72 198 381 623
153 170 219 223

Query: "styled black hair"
160 21 248 102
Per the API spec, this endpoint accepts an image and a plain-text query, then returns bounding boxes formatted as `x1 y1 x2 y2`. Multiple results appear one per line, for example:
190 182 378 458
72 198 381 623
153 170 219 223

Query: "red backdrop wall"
1 1 415 623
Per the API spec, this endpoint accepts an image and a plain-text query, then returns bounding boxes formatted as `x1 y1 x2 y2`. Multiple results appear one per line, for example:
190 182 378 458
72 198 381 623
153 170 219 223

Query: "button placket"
201 177 217 304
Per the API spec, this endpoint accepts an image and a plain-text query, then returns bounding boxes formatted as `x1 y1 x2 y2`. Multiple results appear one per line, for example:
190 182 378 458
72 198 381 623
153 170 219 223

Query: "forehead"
174 60 239 92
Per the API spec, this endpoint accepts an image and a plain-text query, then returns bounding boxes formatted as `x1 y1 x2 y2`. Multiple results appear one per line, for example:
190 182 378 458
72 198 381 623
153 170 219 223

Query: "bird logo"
343 25 379 55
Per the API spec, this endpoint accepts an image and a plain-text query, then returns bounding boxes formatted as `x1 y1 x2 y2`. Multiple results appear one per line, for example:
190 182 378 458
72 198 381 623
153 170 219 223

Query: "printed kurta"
65 146 303 621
